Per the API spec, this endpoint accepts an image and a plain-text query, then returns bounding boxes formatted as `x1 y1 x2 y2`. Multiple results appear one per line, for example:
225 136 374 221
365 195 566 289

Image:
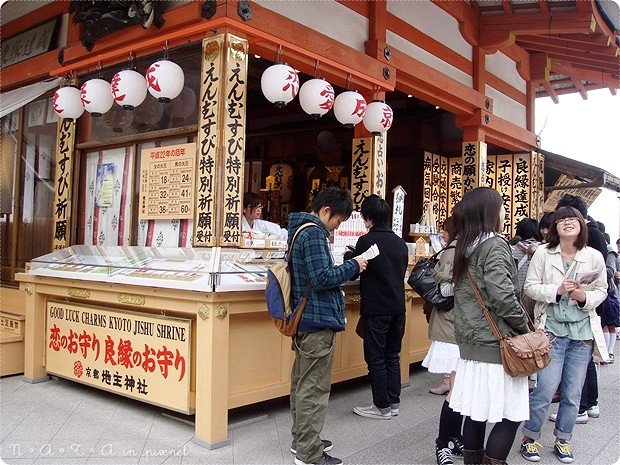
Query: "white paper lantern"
363 100 394 135
111 69 147 110
333 90 366 128
53 86 84 120
260 63 299 107
299 78 334 118
145 59 185 102
80 78 114 117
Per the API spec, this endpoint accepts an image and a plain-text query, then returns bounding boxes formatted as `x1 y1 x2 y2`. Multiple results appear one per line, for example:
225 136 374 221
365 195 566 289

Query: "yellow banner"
423 152 433 215
52 119 76 249
194 35 224 247
496 154 513 236
447 157 463 217
371 133 387 199
462 141 487 192
45 301 191 413
351 137 372 209
512 153 531 232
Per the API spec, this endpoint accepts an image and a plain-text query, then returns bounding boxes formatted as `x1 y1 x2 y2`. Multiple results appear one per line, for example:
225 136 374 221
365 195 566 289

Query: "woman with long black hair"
448 187 531 465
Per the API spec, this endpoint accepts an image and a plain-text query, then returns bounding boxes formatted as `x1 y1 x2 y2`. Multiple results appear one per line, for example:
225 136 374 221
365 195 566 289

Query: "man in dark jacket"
288 187 367 465
344 195 409 420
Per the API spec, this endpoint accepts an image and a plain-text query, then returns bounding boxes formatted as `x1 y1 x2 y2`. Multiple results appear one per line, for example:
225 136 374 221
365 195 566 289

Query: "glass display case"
27 245 288 292
28 245 215 291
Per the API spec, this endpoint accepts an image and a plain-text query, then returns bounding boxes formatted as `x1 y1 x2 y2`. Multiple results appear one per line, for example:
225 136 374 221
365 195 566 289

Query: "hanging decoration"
260 62 299 108
363 100 393 135
299 78 334 118
53 84 84 120
333 90 366 128
146 59 185 102
80 78 114 117
111 69 147 110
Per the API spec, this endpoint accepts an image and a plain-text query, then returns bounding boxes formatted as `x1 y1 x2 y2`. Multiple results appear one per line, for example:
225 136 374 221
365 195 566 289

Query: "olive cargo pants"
290 329 336 464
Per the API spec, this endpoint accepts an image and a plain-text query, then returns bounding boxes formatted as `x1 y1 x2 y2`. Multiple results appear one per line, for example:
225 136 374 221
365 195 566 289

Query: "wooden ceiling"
474 0 619 101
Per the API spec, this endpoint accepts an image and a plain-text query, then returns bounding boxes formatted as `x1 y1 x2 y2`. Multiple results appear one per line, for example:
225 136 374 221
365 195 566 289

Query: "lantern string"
275 44 283 63
97 60 103 79
346 73 352 91
128 51 136 71
313 60 320 78
163 40 170 60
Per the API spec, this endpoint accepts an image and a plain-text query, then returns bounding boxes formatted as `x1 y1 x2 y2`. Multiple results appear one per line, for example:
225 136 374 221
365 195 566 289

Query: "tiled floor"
1 346 618 465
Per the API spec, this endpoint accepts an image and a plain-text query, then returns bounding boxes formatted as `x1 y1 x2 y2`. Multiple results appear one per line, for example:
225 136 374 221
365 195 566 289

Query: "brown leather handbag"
468 271 552 377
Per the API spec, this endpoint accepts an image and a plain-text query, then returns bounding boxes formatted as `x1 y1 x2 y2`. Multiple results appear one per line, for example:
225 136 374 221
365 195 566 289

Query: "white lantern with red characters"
333 90 366 128
145 59 185 102
299 78 334 119
363 100 394 135
111 69 147 110
53 85 84 120
80 78 114 117
261 63 299 108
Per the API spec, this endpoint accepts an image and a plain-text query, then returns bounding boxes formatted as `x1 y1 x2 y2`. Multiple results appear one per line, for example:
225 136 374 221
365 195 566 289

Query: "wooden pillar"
51 118 77 249
22 285 49 383
193 302 230 449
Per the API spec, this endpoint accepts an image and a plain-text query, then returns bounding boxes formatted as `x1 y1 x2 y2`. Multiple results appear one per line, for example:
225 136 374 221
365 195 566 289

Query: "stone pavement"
1 345 618 465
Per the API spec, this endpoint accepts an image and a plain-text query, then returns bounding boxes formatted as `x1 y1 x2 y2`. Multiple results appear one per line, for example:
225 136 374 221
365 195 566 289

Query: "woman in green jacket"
449 188 531 465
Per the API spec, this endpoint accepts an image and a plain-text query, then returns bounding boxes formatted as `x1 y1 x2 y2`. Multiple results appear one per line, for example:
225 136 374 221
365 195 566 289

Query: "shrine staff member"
242 192 288 241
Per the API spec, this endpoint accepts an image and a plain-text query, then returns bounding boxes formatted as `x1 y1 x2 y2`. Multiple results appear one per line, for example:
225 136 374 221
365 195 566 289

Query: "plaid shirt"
287 212 360 333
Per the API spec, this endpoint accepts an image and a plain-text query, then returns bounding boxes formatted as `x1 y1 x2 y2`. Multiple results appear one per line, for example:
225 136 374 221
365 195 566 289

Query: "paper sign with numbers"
139 143 196 220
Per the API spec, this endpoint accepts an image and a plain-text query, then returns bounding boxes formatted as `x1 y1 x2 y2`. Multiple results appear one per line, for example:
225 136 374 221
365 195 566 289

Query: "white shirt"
242 215 288 241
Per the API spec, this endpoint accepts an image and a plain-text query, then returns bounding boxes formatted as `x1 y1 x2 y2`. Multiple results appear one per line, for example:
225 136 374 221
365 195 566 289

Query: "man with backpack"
287 187 367 465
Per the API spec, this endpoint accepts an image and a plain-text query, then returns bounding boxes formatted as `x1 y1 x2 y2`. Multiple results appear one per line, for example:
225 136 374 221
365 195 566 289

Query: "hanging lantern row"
260 62 393 134
53 58 185 120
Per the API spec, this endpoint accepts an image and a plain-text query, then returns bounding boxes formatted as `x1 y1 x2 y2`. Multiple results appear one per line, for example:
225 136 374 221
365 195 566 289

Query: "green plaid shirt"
287 212 360 333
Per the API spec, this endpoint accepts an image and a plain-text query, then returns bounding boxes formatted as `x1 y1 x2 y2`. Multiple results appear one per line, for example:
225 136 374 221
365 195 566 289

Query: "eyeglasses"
555 217 579 225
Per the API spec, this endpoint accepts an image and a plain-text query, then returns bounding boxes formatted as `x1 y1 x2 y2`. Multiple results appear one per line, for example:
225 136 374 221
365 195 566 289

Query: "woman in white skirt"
422 216 464 465
449 188 532 465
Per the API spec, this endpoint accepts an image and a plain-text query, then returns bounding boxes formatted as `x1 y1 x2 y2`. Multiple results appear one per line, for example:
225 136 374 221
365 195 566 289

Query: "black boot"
463 449 485 465
482 454 507 465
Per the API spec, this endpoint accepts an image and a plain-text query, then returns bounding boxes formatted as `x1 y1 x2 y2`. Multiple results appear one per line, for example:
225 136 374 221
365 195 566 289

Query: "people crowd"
285 188 617 465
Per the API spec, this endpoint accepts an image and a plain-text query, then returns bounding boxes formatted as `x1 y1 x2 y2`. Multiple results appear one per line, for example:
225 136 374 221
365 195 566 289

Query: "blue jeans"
362 313 406 409
523 334 593 441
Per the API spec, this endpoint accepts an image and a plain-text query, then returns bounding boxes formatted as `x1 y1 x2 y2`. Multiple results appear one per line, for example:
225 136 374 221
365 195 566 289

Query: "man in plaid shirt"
288 187 367 465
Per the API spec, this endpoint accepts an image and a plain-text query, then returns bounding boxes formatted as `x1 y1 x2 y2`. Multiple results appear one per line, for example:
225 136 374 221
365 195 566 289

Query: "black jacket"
586 222 607 259
344 225 409 315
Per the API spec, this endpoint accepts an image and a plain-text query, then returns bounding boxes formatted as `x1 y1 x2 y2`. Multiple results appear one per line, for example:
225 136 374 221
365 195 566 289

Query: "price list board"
139 143 196 220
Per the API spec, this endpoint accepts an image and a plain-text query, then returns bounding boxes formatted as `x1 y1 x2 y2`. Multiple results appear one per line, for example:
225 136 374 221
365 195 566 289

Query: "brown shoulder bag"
468 270 551 377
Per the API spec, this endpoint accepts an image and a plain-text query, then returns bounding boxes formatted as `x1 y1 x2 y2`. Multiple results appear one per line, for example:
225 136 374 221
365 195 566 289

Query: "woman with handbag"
421 216 464 465
448 187 531 465
520 206 608 464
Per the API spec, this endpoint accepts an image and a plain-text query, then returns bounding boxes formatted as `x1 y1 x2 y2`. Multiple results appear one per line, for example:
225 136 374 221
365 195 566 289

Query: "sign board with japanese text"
45 301 191 413
1 18 59 69
52 119 76 249
351 137 372 210
392 186 406 238
496 154 513 236
531 152 544 219
447 156 463 217
511 153 531 233
139 143 196 220
462 141 487 192
423 152 433 216
218 34 248 247
371 134 387 199
194 35 224 247
542 173 601 213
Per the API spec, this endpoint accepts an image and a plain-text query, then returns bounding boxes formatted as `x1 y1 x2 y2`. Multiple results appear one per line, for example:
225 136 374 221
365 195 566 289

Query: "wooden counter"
15 273 428 448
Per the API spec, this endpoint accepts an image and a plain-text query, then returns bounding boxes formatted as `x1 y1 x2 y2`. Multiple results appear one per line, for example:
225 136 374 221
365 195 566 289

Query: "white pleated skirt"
422 341 460 373
449 358 530 423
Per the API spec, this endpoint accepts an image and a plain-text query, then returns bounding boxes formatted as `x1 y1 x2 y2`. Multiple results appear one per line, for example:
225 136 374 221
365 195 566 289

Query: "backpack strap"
288 222 319 300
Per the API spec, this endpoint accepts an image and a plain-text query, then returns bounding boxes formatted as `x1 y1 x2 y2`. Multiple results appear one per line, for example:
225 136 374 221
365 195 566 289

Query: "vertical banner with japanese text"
351 137 372 210
45 302 191 413
511 153 531 232
219 34 248 246
496 155 513 236
484 155 496 189
431 153 441 222
531 151 545 218
422 152 433 216
371 133 387 199
194 35 223 247
438 156 448 225
52 119 76 249
447 157 463 217
462 141 487 192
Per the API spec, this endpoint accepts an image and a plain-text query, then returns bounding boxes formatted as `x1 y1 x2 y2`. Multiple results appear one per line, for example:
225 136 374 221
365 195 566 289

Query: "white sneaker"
353 404 391 419
549 411 588 423
586 405 599 418
390 403 399 416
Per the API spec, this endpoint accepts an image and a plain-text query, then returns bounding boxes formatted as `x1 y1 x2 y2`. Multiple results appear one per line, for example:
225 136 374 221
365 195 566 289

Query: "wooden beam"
485 73 527 105
526 80 536 131
540 80 560 103
473 47 485 93
550 33 611 47
539 0 550 13
456 109 538 151
611 88 617 96
502 0 513 14
369 0 387 43
479 11 596 36
530 53 551 81
517 39 619 64
550 59 620 87
430 0 478 46
0 50 60 92
545 52 619 72
569 76 589 100
518 34 619 57
499 42 531 81
590 0 619 46
365 39 491 116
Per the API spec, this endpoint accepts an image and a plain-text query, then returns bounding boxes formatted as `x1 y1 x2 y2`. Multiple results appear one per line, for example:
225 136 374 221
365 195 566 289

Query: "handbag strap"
467 269 535 342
